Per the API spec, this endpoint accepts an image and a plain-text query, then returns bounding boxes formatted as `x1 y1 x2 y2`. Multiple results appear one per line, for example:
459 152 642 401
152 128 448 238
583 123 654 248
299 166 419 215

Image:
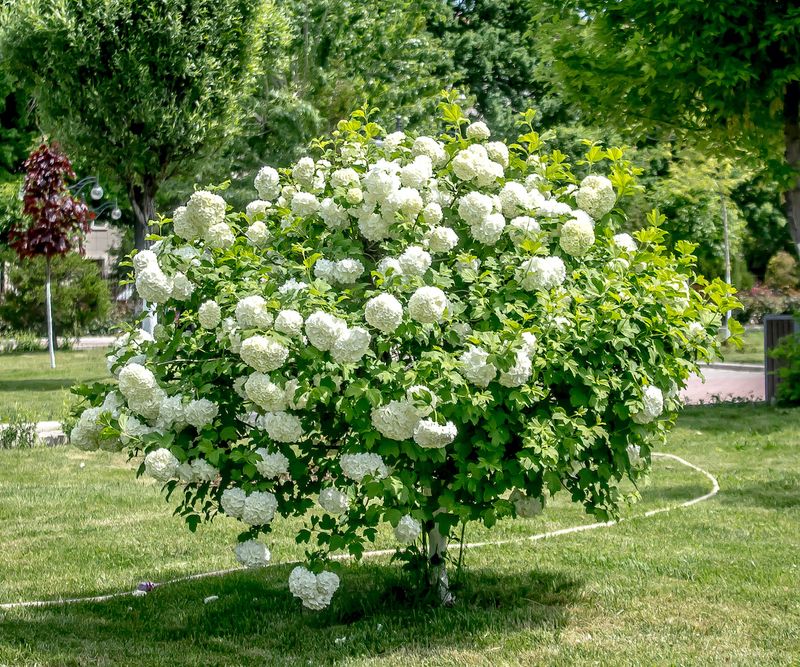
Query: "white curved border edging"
0 452 718 611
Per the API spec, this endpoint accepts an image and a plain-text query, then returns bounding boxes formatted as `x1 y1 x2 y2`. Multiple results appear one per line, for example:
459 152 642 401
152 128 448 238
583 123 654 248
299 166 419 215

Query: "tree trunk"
426 520 455 606
783 80 800 258
45 256 55 369
128 175 159 251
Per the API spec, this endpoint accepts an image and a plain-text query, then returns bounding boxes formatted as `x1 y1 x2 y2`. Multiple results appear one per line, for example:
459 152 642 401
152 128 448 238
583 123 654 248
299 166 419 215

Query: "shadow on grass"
0 379 80 392
0 563 582 666
716 476 800 509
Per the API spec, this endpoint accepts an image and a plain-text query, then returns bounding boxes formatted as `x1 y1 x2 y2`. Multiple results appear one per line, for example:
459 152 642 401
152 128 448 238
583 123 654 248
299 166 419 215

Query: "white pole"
45 256 55 369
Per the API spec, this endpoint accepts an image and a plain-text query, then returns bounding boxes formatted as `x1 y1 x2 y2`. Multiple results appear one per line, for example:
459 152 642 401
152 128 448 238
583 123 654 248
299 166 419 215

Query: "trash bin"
764 315 799 402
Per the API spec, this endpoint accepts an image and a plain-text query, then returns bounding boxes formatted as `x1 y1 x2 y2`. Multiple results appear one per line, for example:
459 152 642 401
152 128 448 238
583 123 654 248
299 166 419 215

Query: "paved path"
681 367 765 404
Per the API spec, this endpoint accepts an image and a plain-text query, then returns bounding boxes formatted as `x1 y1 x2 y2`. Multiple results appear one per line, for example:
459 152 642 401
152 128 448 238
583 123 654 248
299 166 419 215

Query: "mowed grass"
0 404 798 666
718 326 764 365
0 349 110 422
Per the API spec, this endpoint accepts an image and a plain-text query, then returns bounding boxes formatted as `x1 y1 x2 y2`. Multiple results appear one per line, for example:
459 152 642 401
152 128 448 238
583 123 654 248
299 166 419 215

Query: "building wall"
83 223 123 277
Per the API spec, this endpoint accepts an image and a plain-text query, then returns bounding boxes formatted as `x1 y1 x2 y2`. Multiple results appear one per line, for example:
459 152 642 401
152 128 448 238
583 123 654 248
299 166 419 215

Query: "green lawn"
718 326 764 365
0 349 110 422
0 404 798 665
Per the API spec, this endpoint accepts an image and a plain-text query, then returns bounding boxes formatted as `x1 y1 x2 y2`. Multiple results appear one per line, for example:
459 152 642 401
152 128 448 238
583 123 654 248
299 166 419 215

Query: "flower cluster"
72 104 737 612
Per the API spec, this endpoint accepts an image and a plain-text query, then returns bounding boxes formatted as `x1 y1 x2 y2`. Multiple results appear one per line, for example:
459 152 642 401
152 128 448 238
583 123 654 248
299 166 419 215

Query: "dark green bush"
734 286 800 324
765 251 800 291
771 325 800 405
0 253 111 336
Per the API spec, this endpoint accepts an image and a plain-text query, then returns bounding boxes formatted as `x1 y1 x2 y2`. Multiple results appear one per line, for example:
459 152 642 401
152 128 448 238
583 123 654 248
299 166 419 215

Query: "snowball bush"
73 103 738 611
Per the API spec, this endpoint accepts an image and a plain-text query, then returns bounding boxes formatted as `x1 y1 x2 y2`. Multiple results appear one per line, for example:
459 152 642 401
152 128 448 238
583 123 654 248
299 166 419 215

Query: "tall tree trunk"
128 175 159 251
45 255 55 369
783 80 800 258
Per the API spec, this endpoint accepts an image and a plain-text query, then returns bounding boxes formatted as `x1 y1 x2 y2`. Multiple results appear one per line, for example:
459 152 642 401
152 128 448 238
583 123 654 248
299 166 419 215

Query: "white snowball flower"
334 258 365 284
118 363 158 404
235 539 271 568
370 400 421 440
413 419 457 448
70 407 104 450
510 489 544 517
255 448 290 478
398 246 432 276
331 326 371 364
291 191 320 217
499 182 532 218
400 155 433 189
422 201 443 225
240 336 289 372
507 216 541 246
460 345 497 388
340 453 388 482
259 411 303 443
520 332 538 358
376 257 404 278
314 258 337 283
133 249 157 272
345 187 364 205
363 160 401 198
170 272 194 301
470 212 506 245
198 300 221 330
576 174 616 219
486 141 509 167
426 226 459 254
498 348 533 388
559 218 595 257
190 459 218 483
185 190 226 237
242 490 278 526
357 212 391 242
466 121 491 140
451 145 486 181
318 487 350 515
184 398 218 429
457 191 494 226
144 448 180 483
245 373 287 412
278 278 308 295
408 286 448 324
613 233 638 253
236 295 273 329
245 220 271 246
305 311 348 351
288 566 340 611
119 415 155 445
383 131 407 153
632 386 665 424
291 157 316 190
172 205 200 240
284 378 308 410
319 198 349 229
364 293 404 333
254 166 281 201
205 222 235 249
394 514 422 544
245 199 271 220
411 136 447 166
330 167 360 189
516 256 567 291
221 487 247 518
155 394 186 432
135 265 173 304
274 309 304 338
384 187 424 219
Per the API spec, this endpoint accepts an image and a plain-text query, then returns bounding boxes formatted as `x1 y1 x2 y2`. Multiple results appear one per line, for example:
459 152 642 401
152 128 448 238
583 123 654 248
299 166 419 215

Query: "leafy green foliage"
771 326 800 405
0 253 111 336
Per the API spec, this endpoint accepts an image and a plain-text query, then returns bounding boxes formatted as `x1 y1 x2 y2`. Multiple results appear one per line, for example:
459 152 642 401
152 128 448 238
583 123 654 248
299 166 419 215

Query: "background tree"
0 0 287 249
534 0 800 256
7 144 93 368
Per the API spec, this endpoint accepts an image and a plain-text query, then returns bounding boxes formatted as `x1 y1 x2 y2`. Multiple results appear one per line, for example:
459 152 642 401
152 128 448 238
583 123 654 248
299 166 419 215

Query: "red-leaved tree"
7 144 93 368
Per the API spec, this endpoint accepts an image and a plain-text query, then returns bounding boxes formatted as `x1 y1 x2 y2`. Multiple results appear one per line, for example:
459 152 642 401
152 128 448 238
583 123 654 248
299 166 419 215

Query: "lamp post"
718 182 732 341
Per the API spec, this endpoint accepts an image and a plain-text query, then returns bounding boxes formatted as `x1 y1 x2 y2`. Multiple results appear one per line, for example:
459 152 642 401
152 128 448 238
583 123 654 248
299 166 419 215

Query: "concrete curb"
706 362 764 373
